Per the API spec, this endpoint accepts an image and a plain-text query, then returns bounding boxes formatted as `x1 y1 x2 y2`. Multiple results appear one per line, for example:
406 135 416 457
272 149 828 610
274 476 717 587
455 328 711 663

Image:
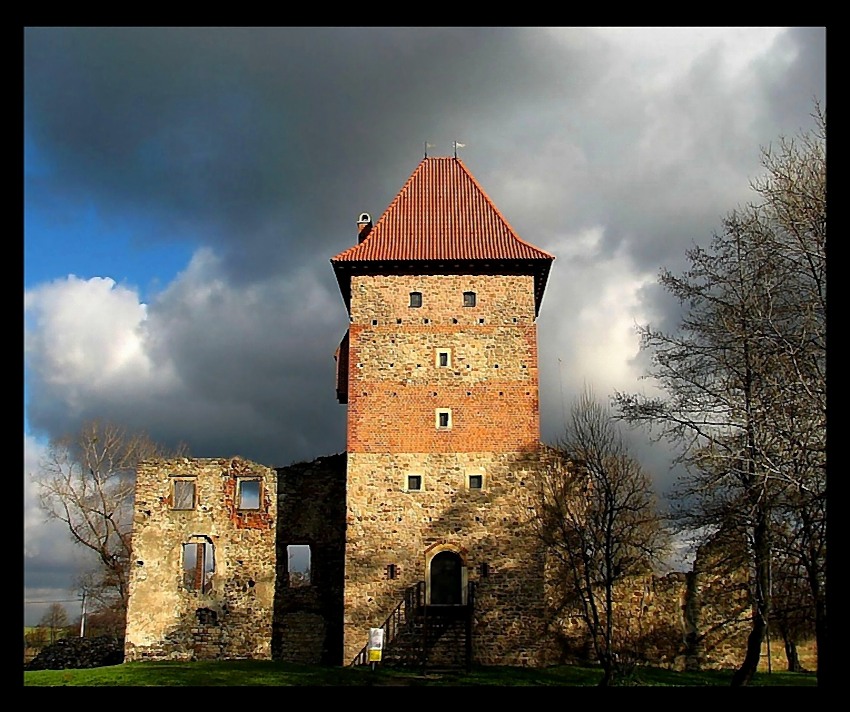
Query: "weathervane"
453 141 466 159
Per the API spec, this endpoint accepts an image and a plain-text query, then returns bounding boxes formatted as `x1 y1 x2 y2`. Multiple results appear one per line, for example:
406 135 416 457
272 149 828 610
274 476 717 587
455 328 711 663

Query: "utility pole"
79 590 87 638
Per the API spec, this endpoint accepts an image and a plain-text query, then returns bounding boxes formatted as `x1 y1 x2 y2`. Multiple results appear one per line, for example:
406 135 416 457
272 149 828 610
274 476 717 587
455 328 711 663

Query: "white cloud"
587 27 786 89
24 276 167 403
539 227 660 397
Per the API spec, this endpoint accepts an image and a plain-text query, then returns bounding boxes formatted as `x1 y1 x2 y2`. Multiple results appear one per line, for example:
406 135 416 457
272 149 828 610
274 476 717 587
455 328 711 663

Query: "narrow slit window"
409 291 422 308
436 349 451 368
387 564 398 580
463 291 476 307
172 478 197 510
436 409 452 429
237 479 261 510
287 544 311 587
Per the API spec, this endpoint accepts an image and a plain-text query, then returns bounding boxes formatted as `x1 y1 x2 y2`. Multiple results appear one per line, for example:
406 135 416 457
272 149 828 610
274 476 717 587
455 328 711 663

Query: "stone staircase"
352 581 476 671
381 605 470 669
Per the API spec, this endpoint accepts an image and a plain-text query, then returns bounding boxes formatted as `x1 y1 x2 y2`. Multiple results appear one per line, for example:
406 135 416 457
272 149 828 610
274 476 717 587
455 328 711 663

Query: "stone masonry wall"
343 450 553 666
544 530 754 671
124 452 767 670
273 453 347 665
124 457 277 662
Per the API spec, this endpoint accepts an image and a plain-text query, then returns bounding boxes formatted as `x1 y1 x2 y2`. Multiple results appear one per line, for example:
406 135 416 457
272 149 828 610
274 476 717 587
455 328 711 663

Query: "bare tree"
752 104 827 686
25 625 50 649
535 386 668 686
614 104 826 686
770 520 816 673
39 602 69 644
32 420 187 624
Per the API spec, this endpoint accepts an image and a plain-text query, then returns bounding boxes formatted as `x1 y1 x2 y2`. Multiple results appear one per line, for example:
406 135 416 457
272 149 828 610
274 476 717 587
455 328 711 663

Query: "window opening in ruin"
406 474 422 491
463 291 476 307
287 544 311 587
436 409 452 429
172 478 197 510
237 478 261 510
409 291 422 308
182 536 215 593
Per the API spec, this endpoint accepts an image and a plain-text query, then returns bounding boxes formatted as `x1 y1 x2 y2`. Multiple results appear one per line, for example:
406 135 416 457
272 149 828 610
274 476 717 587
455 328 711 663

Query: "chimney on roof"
357 212 373 244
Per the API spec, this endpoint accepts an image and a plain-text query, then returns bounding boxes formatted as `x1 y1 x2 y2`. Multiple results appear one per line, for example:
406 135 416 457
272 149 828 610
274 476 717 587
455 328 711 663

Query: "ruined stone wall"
123 452 764 670
124 457 277 662
543 530 753 671
273 453 347 665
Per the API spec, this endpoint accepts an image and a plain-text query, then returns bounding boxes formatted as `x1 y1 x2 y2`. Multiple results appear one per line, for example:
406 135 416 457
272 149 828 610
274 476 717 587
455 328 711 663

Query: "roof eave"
331 256 554 314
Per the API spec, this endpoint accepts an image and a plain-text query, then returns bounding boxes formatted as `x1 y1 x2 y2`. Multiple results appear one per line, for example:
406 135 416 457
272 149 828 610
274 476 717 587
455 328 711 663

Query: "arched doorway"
428 550 464 605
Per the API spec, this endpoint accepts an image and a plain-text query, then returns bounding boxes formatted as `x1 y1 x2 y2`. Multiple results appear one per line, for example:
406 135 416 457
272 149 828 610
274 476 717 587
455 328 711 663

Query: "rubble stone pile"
25 636 125 670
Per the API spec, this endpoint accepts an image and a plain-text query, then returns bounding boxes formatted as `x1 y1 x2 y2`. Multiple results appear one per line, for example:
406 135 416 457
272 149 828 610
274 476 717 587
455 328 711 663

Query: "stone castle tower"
330 156 555 665
123 155 557 666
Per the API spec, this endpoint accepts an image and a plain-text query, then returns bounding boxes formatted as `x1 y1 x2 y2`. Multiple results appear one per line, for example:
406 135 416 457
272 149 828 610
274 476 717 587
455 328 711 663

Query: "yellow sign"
367 627 384 663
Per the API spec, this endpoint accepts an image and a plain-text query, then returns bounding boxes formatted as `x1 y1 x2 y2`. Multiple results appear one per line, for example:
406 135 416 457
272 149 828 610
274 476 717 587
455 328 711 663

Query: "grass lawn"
23 660 818 687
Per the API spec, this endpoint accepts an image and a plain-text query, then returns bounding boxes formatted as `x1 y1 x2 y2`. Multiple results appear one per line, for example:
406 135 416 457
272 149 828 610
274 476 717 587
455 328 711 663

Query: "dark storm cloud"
25 27 593 284
763 27 827 124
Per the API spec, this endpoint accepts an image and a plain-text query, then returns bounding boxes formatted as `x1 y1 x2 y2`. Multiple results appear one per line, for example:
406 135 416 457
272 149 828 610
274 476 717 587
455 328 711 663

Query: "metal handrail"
350 579 478 668
350 581 424 666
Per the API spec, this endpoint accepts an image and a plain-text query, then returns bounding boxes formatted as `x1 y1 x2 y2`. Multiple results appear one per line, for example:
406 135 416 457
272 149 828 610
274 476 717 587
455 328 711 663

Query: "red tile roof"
331 157 554 314
331 157 555 263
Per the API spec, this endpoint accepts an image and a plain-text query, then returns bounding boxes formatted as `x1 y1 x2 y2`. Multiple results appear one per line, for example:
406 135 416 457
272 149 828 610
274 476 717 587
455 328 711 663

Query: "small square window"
237 479 261 510
172 479 197 510
468 474 484 490
409 291 422 308
407 474 422 491
463 291 476 307
436 409 452 429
